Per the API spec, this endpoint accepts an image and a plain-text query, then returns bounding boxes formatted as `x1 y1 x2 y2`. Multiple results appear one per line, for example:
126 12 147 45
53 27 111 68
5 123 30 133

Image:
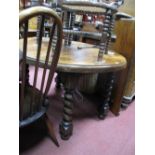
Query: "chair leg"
44 114 59 147
55 73 61 89
98 72 115 119
59 89 73 140
26 64 30 85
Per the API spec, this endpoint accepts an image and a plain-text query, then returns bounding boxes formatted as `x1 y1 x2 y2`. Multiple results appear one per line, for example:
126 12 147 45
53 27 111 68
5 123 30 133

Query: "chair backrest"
61 0 124 61
19 6 62 126
20 0 53 9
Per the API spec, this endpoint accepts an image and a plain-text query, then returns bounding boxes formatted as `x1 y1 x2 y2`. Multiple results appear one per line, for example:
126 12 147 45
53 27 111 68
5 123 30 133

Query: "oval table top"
19 37 127 73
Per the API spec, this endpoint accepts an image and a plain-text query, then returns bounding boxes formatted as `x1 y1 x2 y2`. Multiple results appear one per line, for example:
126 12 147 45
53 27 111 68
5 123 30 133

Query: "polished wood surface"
110 18 135 115
58 1 125 139
19 37 127 73
122 51 135 105
79 0 135 115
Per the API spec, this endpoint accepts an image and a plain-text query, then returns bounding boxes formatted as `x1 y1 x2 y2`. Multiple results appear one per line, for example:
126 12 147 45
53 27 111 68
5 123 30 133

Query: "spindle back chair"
19 6 62 129
61 0 124 61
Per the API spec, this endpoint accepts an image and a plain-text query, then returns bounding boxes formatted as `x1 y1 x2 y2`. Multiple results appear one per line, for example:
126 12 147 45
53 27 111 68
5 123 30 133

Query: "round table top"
19 37 127 73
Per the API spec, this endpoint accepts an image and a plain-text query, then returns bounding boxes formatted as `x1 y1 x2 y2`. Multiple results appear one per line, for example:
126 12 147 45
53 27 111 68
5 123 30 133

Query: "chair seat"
19 84 48 128
62 5 106 14
62 1 117 14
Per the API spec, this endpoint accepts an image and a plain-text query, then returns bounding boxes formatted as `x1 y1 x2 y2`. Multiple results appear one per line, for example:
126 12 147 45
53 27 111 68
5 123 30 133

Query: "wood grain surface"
19 37 126 73
110 18 135 115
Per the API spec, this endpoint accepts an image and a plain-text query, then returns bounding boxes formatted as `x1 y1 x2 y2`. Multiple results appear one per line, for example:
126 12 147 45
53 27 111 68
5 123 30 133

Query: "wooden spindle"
30 15 45 115
40 22 56 103
20 20 28 120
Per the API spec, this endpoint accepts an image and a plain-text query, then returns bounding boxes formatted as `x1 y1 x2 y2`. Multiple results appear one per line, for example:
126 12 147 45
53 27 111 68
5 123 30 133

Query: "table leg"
59 73 80 140
59 89 73 140
55 72 61 89
98 72 115 119
26 64 30 85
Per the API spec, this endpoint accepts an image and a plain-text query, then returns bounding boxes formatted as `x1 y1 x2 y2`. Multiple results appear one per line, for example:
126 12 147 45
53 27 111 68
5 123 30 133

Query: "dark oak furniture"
19 6 63 145
122 52 135 108
55 0 126 139
19 38 127 140
19 0 127 140
76 10 134 116
61 0 124 55
110 17 135 113
111 0 135 110
89 16 135 115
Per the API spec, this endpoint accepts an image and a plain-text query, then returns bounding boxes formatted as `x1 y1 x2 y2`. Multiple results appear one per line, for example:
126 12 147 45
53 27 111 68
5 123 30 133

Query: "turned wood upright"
19 6 62 145
57 0 126 140
19 1 127 140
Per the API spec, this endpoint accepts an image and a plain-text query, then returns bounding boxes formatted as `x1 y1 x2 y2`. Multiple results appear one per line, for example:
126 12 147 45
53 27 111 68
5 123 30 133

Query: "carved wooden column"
98 72 116 119
55 72 62 89
59 73 80 140
59 88 74 140
26 64 30 85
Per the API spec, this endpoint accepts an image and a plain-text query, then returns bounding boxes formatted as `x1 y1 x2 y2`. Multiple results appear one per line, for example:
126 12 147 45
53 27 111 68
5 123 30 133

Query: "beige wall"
118 0 135 16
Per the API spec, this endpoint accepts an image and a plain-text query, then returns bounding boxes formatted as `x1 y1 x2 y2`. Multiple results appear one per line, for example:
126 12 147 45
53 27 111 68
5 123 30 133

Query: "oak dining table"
19 37 127 140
